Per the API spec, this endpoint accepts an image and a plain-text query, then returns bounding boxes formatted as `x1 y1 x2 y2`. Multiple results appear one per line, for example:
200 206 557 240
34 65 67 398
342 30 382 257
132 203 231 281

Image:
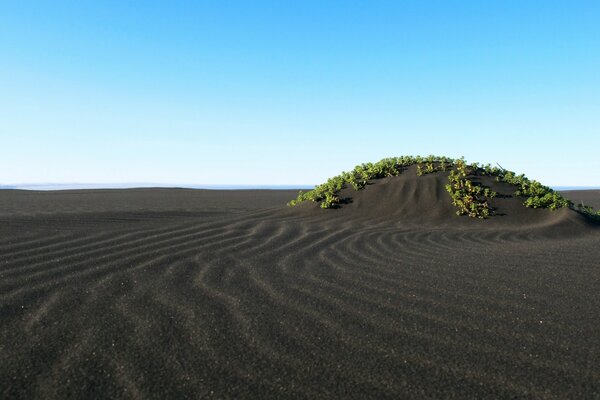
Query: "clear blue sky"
1 1 599 186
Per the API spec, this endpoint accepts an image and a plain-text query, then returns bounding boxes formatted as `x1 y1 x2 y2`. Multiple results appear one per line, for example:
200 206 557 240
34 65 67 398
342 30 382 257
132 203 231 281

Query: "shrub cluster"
577 204 600 221
288 155 455 208
416 157 451 176
445 159 497 218
288 155 587 219
494 171 572 210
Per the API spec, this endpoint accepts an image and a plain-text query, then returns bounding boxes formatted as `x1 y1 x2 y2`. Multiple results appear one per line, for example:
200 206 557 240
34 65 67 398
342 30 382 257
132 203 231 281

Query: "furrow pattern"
2 211 600 400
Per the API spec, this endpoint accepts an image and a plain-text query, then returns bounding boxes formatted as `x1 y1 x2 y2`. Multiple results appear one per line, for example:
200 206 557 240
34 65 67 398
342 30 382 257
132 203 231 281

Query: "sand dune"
1 183 599 399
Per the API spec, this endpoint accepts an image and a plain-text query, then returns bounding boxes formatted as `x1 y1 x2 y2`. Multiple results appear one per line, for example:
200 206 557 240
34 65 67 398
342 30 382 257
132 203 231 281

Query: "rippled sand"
1 186 599 399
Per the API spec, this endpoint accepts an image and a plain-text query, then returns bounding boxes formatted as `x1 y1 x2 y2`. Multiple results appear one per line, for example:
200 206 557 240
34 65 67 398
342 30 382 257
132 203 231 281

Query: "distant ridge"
3 183 597 191
554 186 600 191
1 183 315 191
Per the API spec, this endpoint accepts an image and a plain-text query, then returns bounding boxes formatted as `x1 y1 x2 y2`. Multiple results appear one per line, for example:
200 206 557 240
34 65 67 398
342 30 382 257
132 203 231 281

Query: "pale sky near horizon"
1 1 599 186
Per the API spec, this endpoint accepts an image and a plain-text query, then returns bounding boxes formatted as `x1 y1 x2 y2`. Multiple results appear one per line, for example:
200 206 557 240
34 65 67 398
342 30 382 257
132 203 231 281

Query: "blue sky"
1 1 599 186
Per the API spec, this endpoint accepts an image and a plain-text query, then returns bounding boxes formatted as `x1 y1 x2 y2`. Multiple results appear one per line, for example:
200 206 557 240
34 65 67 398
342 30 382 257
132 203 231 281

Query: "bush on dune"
577 203 600 221
444 158 496 219
288 155 590 219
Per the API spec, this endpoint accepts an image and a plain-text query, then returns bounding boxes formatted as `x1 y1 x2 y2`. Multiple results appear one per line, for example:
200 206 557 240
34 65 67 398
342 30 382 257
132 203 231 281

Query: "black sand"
560 190 600 210
1 180 599 399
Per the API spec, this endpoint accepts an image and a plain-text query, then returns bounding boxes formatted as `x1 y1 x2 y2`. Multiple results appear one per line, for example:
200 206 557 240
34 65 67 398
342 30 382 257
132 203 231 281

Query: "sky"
1 1 599 187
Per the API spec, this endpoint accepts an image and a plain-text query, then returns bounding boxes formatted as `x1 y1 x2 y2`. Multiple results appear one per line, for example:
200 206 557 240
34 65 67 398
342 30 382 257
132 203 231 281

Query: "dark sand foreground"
1 183 599 399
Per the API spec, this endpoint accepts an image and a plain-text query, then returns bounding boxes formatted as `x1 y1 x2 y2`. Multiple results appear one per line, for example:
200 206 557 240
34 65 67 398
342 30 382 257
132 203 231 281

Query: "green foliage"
286 176 345 207
495 169 572 210
288 155 455 208
481 163 502 176
439 160 448 172
320 193 340 209
524 192 572 210
417 155 452 176
288 155 575 217
577 203 600 221
445 159 496 219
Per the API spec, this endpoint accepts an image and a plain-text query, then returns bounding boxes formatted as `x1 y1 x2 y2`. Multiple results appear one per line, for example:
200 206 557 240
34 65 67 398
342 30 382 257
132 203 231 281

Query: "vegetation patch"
288 156 454 208
445 159 496 219
577 203 600 221
288 155 592 219
496 171 572 210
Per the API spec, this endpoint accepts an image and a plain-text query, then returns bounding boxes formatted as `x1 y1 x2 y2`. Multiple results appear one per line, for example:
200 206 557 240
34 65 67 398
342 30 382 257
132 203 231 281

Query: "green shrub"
524 192 572 210
445 159 496 218
494 168 572 210
288 155 574 216
577 203 600 221
288 155 457 208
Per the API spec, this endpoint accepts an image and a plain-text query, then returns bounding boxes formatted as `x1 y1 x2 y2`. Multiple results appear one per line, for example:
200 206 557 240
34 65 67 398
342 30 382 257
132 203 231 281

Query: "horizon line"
0 183 317 191
2 183 600 191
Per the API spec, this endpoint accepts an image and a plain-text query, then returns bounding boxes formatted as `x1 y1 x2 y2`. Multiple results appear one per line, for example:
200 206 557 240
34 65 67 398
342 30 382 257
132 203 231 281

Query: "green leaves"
445 162 496 219
495 168 571 210
320 193 340 209
288 155 575 216
524 192 571 209
577 203 600 220
288 155 458 209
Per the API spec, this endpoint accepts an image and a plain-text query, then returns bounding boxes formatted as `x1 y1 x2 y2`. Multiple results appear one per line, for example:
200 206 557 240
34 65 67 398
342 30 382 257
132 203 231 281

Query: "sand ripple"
1 210 600 399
